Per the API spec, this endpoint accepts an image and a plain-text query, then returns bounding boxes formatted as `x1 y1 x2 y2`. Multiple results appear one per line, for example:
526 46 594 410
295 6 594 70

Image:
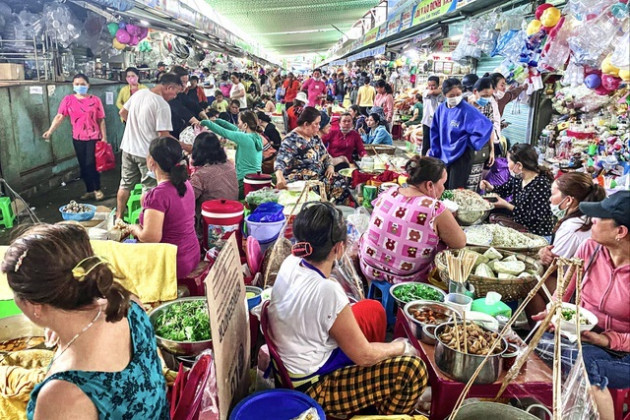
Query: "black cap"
580 190 630 228
157 61 166 67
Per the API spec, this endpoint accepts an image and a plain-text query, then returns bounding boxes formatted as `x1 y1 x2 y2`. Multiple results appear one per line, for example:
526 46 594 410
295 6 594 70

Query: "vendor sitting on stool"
322 113 367 172
129 137 200 279
360 156 466 284
269 202 428 416
480 143 553 239
360 113 392 145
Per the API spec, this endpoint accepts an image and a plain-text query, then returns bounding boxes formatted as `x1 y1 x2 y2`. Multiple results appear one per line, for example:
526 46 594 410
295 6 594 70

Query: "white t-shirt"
553 216 593 258
230 82 247 109
268 256 349 375
121 89 172 158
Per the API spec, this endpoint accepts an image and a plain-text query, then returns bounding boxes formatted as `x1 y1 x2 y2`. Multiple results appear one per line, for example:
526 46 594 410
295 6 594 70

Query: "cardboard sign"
205 234 250 419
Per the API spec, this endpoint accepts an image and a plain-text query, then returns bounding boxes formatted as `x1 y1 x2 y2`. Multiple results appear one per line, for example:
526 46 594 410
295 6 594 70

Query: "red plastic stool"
611 388 630 420
178 261 211 297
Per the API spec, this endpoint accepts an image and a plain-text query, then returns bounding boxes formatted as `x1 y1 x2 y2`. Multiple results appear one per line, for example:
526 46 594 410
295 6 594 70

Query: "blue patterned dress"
27 302 169 420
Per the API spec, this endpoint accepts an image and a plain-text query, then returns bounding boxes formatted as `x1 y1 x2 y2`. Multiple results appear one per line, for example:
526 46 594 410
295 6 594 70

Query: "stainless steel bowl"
0 314 44 341
403 301 456 345
434 321 507 384
149 297 213 356
455 208 493 226
389 282 447 308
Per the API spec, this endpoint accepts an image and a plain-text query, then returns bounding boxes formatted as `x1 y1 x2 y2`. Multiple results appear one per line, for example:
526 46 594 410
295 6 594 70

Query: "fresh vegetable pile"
471 247 535 279
465 225 548 249
154 300 211 342
245 188 280 207
392 283 444 303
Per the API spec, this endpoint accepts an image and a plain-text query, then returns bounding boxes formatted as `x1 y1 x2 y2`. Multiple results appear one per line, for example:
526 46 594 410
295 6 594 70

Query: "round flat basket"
435 247 544 301
465 228 549 256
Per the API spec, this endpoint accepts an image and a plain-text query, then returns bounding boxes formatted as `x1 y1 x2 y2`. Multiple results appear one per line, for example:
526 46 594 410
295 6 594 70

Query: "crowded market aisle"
0 1 629 420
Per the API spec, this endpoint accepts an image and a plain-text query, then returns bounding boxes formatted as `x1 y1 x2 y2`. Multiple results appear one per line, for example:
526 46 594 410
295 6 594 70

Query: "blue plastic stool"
368 280 396 326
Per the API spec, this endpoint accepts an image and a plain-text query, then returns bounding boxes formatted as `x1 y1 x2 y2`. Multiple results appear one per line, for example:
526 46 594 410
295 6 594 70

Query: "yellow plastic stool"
0 197 16 229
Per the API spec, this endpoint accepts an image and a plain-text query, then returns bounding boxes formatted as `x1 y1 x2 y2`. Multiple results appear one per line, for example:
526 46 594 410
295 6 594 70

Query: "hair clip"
408 160 418 169
292 242 313 257
72 256 108 282
14 250 28 273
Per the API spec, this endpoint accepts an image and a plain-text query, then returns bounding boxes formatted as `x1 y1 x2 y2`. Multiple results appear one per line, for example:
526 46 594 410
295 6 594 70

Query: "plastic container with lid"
471 292 513 319
201 199 244 253
244 172 272 198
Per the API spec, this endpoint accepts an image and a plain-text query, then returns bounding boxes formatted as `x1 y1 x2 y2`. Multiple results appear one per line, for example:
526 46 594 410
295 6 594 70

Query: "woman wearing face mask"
269 202 428 416
128 137 200 279
359 156 466 285
525 172 607 324
488 72 527 117
43 74 107 201
201 111 263 198
480 143 554 238
115 67 147 116
359 113 392 145
429 78 494 190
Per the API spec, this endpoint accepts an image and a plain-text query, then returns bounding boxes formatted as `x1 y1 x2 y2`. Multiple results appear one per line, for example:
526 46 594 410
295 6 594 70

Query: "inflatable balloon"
138 27 149 40
602 55 620 76
584 73 602 89
129 35 139 46
116 28 131 44
535 3 553 20
118 21 126 29
112 38 125 50
107 22 119 37
526 20 543 36
611 2 629 19
619 69 630 81
601 74 621 91
125 24 139 36
540 7 561 28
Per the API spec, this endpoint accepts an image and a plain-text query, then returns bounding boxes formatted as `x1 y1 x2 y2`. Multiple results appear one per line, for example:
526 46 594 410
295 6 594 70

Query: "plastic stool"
128 208 142 225
0 197 16 229
611 388 630 420
125 193 142 223
367 280 396 326
133 184 143 194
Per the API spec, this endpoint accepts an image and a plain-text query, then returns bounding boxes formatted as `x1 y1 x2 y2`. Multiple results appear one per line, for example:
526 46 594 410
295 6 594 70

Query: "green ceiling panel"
205 0 380 55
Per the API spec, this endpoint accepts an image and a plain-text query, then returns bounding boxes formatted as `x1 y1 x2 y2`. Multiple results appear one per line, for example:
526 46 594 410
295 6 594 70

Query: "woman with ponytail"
1 224 168 419
269 203 428 416
129 137 200 278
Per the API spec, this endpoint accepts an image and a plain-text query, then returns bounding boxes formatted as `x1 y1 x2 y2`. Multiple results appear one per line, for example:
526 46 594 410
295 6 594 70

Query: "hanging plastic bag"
249 202 285 222
95 141 115 172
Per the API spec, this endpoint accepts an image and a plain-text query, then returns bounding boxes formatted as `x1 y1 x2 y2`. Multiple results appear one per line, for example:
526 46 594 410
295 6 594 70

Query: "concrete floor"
0 169 121 245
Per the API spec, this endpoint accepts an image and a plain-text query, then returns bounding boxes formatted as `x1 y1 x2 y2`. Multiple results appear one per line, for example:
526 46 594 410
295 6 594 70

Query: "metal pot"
403 301 456 345
453 402 546 419
149 297 213 356
434 321 507 384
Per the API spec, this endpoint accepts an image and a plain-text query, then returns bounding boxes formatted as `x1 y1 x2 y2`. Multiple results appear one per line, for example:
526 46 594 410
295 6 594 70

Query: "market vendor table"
393 308 553 420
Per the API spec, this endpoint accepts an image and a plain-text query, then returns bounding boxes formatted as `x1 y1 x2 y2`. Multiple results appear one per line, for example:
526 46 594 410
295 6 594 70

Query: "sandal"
80 192 95 200
94 190 105 201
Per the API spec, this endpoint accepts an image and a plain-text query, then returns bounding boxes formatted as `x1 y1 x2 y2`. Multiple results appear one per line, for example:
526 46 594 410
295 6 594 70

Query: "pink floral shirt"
359 186 445 284
58 94 105 141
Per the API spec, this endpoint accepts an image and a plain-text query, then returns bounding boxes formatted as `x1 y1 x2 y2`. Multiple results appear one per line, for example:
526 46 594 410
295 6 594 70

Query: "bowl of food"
246 286 263 311
434 321 507 384
0 314 46 352
403 301 456 344
390 282 446 308
449 189 494 226
149 297 212 356
59 201 96 222
547 302 598 336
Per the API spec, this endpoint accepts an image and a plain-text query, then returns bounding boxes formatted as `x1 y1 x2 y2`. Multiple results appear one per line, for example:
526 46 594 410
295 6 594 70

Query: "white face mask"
550 197 568 219
494 90 506 100
446 95 463 107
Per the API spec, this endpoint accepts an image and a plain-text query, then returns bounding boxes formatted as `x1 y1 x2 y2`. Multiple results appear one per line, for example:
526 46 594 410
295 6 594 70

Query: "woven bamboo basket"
435 247 544 301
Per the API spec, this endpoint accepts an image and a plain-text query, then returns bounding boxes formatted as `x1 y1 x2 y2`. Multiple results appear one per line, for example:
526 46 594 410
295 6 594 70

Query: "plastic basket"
59 204 96 221
246 216 285 243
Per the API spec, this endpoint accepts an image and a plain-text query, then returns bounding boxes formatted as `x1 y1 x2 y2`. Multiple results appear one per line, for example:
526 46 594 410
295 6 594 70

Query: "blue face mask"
73 85 88 95
476 97 490 107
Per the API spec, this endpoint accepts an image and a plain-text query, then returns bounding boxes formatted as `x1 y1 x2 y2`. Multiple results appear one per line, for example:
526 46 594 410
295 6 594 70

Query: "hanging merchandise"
43 3 81 48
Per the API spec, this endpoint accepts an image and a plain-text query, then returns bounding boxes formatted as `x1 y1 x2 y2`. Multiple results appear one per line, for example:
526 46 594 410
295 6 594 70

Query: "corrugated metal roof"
205 0 381 55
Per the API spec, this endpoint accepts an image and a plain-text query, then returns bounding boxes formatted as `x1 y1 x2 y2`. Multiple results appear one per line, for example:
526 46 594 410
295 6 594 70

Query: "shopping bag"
95 141 115 172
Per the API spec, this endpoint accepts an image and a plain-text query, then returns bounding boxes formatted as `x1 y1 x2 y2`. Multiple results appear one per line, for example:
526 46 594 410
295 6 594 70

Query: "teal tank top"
27 301 169 419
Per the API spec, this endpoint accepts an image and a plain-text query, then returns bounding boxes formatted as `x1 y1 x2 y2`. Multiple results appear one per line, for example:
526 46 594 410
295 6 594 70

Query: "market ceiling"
205 0 381 56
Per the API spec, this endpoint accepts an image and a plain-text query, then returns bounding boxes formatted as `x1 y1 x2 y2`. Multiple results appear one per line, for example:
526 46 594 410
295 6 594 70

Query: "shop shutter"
475 55 533 145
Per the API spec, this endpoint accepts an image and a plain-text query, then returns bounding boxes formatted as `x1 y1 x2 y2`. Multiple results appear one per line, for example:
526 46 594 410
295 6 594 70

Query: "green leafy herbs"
560 308 588 324
440 190 454 201
154 300 211 342
392 284 444 303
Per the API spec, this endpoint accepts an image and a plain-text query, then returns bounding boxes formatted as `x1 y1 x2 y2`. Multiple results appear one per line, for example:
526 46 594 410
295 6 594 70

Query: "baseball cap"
579 190 630 228
157 61 166 68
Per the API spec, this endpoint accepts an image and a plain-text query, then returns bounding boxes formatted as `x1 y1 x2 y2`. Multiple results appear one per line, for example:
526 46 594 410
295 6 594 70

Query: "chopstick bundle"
462 314 468 354
446 250 478 284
